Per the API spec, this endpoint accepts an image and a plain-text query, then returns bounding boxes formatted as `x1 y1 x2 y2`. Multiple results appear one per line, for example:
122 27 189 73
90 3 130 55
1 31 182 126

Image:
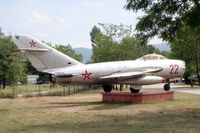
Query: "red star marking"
29 40 36 47
81 70 92 80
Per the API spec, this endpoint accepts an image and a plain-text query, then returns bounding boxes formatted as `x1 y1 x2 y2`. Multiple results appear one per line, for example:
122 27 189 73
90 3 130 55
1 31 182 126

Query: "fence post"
65 87 67 96
12 84 17 98
73 87 75 94
68 86 71 95
115 84 118 91
120 84 123 91
63 86 65 96
25 84 28 96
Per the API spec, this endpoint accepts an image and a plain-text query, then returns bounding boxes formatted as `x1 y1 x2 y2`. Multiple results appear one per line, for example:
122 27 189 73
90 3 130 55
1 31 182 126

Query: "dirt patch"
59 107 79 113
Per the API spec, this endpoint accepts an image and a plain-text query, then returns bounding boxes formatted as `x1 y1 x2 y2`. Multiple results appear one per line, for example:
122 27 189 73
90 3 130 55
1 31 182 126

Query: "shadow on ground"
9 108 200 133
47 101 132 110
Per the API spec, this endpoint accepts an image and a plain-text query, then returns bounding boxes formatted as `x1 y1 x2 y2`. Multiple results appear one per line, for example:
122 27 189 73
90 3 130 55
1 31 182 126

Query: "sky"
0 0 163 48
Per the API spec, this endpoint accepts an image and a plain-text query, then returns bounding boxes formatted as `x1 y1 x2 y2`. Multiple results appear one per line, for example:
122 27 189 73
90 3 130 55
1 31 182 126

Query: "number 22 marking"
170 64 179 74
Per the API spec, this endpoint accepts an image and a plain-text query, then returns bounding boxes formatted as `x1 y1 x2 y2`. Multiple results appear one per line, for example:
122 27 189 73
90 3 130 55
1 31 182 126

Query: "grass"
0 84 83 98
0 88 200 133
0 83 194 98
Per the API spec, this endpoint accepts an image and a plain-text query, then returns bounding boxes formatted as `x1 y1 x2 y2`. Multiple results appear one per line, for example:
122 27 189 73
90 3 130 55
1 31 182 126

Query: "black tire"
103 85 112 93
130 88 140 93
164 84 170 91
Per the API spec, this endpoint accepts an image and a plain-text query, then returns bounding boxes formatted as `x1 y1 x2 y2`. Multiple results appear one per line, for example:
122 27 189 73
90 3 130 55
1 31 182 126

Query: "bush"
24 93 34 98
0 91 15 98
43 90 65 96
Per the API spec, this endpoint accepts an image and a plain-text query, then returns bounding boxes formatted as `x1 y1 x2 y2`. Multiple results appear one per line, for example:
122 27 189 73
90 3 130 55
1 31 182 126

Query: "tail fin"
12 35 83 72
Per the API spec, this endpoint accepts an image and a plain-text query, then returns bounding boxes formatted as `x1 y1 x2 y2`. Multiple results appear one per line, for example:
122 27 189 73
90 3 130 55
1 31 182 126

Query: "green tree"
90 26 101 47
118 37 147 60
91 23 158 63
0 35 26 88
125 0 200 42
170 26 200 84
54 44 83 62
92 32 118 62
98 23 133 42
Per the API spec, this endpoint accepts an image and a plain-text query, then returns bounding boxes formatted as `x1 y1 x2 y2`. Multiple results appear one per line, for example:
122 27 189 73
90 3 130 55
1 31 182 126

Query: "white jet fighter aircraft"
12 35 186 93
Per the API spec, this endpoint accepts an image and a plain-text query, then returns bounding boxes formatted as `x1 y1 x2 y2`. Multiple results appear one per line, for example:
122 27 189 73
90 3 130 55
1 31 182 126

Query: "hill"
152 43 171 52
74 47 92 63
74 43 170 63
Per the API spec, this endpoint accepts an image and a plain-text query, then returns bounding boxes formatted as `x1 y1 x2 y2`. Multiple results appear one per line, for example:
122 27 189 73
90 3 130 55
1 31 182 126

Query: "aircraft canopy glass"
137 53 168 61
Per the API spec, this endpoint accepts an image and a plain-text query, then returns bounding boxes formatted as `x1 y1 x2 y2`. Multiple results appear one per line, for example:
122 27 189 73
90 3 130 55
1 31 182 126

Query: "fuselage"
53 59 185 86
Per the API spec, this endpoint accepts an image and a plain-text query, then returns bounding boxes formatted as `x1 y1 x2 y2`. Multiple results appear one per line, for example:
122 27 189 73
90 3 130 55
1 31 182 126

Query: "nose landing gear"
164 79 170 91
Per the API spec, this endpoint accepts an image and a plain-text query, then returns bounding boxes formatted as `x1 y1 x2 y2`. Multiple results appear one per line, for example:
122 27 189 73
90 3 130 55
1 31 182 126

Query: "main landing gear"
103 85 112 93
164 79 170 91
102 85 141 93
130 88 140 93
130 85 141 93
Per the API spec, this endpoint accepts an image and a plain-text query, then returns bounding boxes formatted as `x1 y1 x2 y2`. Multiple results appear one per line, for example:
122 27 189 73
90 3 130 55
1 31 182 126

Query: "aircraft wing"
100 67 163 80
140 67 163 73
100 71 144 79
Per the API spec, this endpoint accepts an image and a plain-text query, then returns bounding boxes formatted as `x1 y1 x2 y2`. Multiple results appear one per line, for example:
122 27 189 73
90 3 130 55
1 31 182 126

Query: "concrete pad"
102 91 175 103
171 87 200 95
143 83 200 95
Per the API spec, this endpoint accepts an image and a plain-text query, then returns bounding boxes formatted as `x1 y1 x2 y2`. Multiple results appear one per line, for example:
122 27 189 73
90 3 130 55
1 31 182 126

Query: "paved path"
143 84 200 95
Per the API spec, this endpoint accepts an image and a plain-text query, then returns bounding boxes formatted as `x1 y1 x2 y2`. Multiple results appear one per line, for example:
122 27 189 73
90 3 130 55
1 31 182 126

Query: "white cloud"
94 2 105 7
81 1 105 7
72 8 80 13
25 0 39 4
149 36 166 45
72 42 92 48
119 10 136 17
81 1 91 6
56 16 67 24
32 32 49 38
28 11 51 23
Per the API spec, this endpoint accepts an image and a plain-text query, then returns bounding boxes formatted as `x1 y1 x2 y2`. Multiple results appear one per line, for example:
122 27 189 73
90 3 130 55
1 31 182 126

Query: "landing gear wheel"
130 88 140 93
164 84 170 91
103 85 112 93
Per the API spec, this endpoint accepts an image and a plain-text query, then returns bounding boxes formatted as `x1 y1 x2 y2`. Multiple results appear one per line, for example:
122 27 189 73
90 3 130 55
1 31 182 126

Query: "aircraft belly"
120 76 165 85
55 77 72 84
56 76 119 85
154 72 182 79
91 78 119 85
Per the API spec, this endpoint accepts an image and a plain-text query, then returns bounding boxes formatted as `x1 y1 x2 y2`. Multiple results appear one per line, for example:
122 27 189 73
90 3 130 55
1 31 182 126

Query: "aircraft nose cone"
180 60 186 75
181 61 186 69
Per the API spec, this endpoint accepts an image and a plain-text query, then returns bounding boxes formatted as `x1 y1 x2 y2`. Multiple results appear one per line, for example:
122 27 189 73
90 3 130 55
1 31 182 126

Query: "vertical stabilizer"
12 35 83 71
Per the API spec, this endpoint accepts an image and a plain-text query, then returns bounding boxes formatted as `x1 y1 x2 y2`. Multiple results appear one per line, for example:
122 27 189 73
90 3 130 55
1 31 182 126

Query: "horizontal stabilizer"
19 48 48 53
8 49 48 55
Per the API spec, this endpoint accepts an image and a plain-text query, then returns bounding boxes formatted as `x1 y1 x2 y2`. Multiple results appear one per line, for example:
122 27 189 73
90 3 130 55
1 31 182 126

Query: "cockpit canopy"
137 53 168 61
